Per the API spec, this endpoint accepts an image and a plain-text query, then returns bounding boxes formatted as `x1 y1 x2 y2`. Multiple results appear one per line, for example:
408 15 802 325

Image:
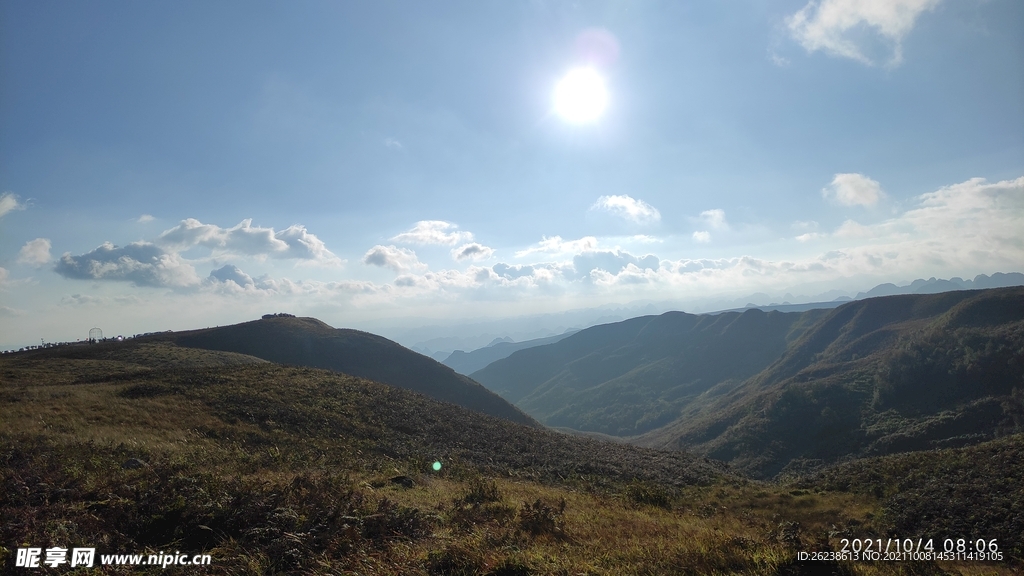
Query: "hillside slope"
637 287 1024 477
4 321 1020 572
472 308 828 436
146 316 537 427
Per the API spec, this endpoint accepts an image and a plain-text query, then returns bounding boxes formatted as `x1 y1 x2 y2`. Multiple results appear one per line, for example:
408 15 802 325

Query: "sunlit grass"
2 343 1018 575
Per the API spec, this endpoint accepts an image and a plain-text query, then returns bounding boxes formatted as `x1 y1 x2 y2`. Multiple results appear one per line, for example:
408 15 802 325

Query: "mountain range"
3 291 1023 570
441 330 579 375
430 272 1024 374
472 286 1024 478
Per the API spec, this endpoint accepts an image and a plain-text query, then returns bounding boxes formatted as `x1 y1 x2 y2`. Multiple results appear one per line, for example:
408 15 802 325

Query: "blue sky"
1 0 1022 348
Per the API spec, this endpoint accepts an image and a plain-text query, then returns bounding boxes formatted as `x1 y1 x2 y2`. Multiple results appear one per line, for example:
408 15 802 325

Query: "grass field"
1 340 1018 574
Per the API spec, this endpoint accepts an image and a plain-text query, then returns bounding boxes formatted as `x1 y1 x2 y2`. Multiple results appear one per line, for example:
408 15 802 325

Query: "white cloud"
591 194 661 224
18 238 52 266
384 138 403 150
515 235 598 258
795 232 823 242
786 0 940 66
137 214 155 223
699 209 729 230
208 264 255 289
770 51 791 67
572 250 659 280
54 242 201 288
157 218 340 264
692 231 711 243
362 245 427 273
390 220 473 246
451 242 495 262
0 193 25 218
0 267 8 286
822 173 886 207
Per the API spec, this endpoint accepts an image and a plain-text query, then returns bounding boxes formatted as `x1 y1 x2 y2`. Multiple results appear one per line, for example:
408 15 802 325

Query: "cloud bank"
55 242 200 288
158 218 339 263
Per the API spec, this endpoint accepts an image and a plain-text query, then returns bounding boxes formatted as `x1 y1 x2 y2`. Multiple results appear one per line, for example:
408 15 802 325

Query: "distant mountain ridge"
442 330 579 375
471 308 830 435
474 287 1024 478
142 316 538 427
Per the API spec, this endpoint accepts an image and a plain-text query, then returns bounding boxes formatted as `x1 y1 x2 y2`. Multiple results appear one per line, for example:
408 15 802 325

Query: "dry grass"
1 343 1018 575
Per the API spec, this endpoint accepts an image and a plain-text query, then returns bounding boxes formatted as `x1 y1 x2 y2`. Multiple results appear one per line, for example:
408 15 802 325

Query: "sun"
553 67 608 124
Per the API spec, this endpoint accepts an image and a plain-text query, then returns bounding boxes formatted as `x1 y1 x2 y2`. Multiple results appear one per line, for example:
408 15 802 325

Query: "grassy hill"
472 287 1024 479
2 330 1018 573
638 288 1024 477
143 316 537 427
471 308 829 437
798 433 1024 562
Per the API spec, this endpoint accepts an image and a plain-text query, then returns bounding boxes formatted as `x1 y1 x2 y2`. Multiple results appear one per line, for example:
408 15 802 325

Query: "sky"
1 0 1023 349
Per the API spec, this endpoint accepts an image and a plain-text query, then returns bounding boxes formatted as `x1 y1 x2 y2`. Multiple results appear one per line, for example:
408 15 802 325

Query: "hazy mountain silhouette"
145 316 538 427
442 330 579 375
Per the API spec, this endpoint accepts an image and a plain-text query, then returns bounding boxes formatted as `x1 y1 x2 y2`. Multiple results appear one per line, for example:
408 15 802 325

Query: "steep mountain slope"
472 308 829 436
441 330 579 375
637 287 1024 477
143 316 537 427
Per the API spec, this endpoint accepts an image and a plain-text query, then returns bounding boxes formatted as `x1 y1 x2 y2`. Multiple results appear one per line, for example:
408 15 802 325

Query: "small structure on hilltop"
261 313 296 319
88 328 103 343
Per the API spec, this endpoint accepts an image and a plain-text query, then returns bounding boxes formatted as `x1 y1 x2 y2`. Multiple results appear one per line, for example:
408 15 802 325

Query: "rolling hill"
474 287 1024 478
471 307 830 436
3 317 1021 572
637 287 1024 477
139 316 538 427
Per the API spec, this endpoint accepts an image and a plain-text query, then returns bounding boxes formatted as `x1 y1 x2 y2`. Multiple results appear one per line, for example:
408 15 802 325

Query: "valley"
2 287 1021 574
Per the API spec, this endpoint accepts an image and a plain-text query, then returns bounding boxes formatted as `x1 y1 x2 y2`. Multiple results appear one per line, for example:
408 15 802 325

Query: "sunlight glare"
553 67 608 124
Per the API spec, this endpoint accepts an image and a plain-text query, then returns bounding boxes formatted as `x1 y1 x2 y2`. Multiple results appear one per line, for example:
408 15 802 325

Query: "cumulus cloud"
822 173 886 207
572 250 659 279
18 238 52 266
786 0 940 66
451 242 494 262
390 221 473 245
515 236 598 258
699 209 729 230
688 210 727 243
591 194 661 224
362 245 427 273
0 193 25 218
54 242 201 288
208 264 255 289
157 218 339 263
137 214 155 223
